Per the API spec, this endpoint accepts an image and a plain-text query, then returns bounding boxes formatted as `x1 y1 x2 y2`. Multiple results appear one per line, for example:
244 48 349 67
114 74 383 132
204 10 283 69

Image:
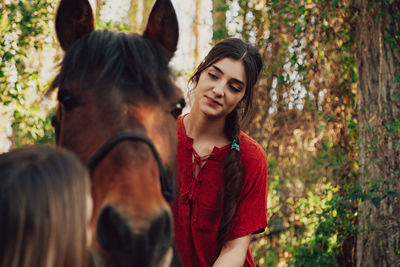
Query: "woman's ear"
236 100 246 116
237 99 245 109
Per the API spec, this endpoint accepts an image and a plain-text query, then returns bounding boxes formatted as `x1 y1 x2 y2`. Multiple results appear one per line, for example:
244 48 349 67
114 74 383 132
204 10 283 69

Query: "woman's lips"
205 95 222 106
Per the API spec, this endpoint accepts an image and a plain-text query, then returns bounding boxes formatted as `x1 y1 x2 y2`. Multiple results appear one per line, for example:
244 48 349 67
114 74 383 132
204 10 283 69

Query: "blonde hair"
0 146 90 267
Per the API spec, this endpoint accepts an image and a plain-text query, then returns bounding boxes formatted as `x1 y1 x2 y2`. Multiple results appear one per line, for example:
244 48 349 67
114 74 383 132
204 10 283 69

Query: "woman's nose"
212 82 224 96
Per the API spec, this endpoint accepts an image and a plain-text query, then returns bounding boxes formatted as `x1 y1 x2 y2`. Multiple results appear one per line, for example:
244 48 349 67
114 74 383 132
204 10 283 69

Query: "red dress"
171 115 268 267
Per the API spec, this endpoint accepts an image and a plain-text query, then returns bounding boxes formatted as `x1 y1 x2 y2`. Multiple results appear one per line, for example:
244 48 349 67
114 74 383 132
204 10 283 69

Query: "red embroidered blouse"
171 115 268 267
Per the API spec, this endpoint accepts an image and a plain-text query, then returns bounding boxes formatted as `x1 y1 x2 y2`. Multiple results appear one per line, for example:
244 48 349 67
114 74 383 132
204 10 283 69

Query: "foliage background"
1 0 399 266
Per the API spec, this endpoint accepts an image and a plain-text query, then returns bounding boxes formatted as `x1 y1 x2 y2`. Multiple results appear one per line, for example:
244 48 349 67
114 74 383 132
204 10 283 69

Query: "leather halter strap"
86 131 175 202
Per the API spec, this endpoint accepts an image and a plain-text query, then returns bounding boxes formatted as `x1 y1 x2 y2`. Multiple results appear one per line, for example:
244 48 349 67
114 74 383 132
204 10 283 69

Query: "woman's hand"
212 235 251 267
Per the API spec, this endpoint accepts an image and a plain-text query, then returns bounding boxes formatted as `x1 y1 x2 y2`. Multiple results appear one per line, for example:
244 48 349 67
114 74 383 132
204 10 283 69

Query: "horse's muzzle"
96 205 173 267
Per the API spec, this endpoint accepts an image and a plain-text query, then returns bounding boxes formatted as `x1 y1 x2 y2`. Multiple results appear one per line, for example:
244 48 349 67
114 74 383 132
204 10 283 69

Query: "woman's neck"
184 112 228 148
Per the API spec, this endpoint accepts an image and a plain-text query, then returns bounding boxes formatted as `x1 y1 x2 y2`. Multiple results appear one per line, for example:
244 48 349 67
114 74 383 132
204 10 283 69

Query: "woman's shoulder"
239 131 267 161
238 132 268 192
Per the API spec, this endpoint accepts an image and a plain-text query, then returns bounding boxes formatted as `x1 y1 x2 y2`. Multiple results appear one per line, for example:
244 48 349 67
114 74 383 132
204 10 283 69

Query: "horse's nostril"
97 206 133 250
146 210 173 266
96 206 173 266
149 211 173 250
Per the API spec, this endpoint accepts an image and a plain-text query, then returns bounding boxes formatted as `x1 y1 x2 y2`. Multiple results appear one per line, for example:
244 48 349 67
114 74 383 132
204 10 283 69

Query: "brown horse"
50 0 184 266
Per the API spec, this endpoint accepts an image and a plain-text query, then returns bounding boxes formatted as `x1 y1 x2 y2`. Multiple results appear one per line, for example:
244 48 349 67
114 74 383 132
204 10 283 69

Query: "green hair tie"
231 138 240 152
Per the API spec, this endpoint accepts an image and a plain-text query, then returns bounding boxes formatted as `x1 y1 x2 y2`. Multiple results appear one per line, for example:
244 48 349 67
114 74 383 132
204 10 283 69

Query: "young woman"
171 38 268 267
0 146 92 267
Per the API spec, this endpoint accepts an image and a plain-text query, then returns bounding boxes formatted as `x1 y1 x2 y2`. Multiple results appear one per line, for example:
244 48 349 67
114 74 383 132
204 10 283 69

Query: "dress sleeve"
228 141 268 241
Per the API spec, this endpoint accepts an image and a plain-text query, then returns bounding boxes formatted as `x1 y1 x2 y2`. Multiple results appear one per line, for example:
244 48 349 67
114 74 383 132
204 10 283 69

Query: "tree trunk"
128 0 141 32
355 1 400 266
212 0 228 43
141 0 152 32
238 0 249 41
95 0 103 23
192 0 202 66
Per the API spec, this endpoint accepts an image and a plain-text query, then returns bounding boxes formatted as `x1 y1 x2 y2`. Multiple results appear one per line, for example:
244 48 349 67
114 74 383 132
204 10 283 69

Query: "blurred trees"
0 0 398 266
128 0 152 32
209 0 399 266
0 0 150 151
193 0 203 64
0 0 58 150
212 0 229 43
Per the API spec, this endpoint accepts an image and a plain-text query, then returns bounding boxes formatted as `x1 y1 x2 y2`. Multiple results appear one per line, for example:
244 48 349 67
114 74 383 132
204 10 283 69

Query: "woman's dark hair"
189 38 263 248
0 146 90 267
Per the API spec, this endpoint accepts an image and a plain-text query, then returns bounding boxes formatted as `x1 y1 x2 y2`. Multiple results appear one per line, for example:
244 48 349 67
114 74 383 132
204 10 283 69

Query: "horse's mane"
50 29 176 101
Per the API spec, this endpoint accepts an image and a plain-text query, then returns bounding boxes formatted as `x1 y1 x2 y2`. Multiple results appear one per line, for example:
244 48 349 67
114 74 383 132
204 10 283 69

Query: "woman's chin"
198 105 224 118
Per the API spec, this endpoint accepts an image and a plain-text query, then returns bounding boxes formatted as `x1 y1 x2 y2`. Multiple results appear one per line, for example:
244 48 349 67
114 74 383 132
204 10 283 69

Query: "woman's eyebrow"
211 65 245 86
211 65 224 74
232 78 245 87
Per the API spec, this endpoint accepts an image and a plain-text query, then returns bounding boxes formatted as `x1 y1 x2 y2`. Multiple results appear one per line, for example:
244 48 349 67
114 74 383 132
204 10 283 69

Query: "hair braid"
217 109 244 249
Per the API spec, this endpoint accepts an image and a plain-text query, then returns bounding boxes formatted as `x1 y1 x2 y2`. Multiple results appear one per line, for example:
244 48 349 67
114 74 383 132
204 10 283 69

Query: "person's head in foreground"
0 145 92 267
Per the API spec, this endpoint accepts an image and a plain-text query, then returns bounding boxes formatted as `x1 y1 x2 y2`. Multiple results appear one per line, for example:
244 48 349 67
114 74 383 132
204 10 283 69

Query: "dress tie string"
180 147 213 221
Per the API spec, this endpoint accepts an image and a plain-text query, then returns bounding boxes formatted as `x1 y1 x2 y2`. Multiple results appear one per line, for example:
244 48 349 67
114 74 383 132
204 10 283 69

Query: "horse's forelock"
51 29 175 101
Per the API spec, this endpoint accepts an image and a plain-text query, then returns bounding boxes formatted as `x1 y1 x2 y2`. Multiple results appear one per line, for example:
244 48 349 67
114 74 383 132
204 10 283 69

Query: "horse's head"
51 0 183 266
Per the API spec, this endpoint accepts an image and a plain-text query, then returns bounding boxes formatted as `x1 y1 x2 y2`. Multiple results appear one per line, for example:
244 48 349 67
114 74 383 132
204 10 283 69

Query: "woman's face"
193 57 247 119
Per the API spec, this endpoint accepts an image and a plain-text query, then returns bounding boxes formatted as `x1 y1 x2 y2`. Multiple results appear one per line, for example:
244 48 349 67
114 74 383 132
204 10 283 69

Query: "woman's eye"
229 85 240 92
208 73 218 80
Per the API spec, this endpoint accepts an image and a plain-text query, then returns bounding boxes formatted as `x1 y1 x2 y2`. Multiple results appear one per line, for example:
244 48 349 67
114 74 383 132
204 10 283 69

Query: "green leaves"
0 0 57 147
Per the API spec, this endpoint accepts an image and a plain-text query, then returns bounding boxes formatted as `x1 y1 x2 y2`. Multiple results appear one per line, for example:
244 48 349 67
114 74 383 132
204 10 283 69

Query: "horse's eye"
170 98 186 120
58 91 82 112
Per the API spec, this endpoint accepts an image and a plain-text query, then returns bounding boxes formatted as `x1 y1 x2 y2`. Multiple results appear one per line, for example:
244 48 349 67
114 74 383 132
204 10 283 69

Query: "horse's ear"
55 0 94 51
143 0 179 60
